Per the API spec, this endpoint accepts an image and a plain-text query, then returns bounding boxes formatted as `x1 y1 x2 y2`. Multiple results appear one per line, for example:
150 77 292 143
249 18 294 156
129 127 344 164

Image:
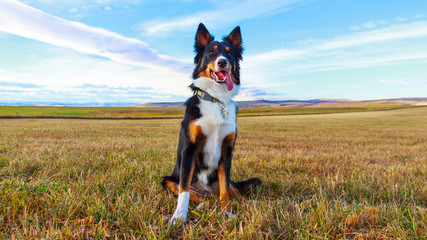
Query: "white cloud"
0 69 34 80
351 84 366 89
379 78 427 85
376 20 387 25
22 0 143 6
104 6 112 11
349 18 389 31
69 7 78 13
0 51 192 104
246 21 427 65
0 83 184 105
0 0 192 75
362 21 377 28
138 0 306 36
359 20 387 29
396 17 408 22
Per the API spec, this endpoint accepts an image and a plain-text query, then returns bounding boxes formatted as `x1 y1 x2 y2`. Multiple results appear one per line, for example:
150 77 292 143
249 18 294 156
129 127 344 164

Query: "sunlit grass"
0 107 426 239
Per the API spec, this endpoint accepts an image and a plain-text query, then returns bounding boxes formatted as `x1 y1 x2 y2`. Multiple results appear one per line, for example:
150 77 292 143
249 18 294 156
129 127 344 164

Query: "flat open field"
0 107 426 239
0 105 415 119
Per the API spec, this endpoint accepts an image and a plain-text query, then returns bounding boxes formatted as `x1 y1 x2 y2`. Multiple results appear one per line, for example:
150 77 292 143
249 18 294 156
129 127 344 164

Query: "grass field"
0 105 414 119
0 107 426 239
0 106 184 119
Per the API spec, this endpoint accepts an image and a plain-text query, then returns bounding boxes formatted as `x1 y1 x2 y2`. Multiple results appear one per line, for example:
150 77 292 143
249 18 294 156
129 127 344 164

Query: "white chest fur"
192 77 240 185
196 99 237 184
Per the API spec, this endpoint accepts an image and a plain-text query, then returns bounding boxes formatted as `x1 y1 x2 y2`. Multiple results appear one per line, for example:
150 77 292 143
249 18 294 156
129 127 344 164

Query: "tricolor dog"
162 23 261 224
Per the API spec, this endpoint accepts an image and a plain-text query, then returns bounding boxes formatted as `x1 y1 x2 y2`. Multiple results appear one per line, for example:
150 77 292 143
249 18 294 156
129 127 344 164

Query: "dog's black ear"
195 23 213 50
224 26 242 50
223 26 243 62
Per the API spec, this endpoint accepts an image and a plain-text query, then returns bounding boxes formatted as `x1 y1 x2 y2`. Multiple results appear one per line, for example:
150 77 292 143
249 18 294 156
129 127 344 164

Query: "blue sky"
0 0 426 105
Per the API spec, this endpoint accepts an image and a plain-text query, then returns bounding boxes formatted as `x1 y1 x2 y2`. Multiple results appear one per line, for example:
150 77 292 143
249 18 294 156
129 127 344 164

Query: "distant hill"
133 98 427 108
137 102 186 108
3 98 425 108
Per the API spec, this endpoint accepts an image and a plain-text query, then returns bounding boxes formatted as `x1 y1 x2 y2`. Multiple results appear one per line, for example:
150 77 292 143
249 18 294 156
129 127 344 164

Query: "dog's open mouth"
210 70 233 91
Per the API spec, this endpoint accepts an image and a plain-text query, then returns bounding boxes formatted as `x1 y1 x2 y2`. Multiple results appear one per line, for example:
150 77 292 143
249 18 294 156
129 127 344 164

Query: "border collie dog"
162 23 261 224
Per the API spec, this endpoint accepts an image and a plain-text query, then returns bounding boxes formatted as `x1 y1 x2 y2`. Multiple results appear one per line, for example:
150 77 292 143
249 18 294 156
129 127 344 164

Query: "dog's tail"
233 178 262 195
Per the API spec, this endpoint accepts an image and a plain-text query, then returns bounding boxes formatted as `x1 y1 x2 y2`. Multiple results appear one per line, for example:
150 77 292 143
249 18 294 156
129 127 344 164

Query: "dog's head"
192 23 243 92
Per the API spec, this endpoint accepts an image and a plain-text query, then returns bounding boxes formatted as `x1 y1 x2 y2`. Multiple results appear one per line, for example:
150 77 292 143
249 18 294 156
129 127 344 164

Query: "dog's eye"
209 51 216 55
227 52 232 57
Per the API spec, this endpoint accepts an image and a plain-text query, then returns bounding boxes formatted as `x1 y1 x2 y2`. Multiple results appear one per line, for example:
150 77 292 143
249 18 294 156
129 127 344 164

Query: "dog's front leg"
219 132 236 217
170 146 196 225
218 159 231 215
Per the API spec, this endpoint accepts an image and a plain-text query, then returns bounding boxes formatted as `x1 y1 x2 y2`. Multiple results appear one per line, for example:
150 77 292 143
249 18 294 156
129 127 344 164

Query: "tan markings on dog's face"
198 61 216 79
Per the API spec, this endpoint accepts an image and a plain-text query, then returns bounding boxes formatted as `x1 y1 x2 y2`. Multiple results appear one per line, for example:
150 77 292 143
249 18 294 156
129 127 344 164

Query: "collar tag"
220 105 229 120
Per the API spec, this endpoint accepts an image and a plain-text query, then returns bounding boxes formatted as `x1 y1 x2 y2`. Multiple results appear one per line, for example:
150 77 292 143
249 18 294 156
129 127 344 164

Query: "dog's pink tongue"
225 72 233 91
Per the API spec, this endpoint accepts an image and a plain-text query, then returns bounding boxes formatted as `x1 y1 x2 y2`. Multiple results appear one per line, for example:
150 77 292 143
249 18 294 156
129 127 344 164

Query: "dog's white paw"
169 208 188 225
169 192 190 225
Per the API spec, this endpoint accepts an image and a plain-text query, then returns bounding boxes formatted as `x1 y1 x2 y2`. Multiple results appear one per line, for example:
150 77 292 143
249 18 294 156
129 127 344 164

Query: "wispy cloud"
0 82 188 105
349 20 387 30
351 84 366 89
0 51 192 104
396 17 408 22
137 0 307 36
0 0 192 74
0 81 41 89
244 21 427 73
348 13 426 32
239 19 427 99
379 78 427 86
22 0 143 7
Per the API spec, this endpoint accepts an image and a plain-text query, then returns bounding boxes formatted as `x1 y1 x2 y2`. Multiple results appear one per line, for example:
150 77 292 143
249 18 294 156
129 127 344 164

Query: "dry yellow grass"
0 107 426 239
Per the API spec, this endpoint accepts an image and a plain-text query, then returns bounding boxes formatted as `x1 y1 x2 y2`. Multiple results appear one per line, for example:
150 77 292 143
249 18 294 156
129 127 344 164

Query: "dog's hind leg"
210 180 241 200
229 184 242 199
233 178 262 195
161 176 179 195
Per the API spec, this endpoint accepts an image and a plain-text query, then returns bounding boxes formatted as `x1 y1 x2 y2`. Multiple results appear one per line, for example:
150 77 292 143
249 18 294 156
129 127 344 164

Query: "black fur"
167 95 203 189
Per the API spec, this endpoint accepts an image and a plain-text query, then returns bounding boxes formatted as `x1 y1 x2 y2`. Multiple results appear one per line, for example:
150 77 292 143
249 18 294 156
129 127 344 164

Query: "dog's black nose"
217 59 227 68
